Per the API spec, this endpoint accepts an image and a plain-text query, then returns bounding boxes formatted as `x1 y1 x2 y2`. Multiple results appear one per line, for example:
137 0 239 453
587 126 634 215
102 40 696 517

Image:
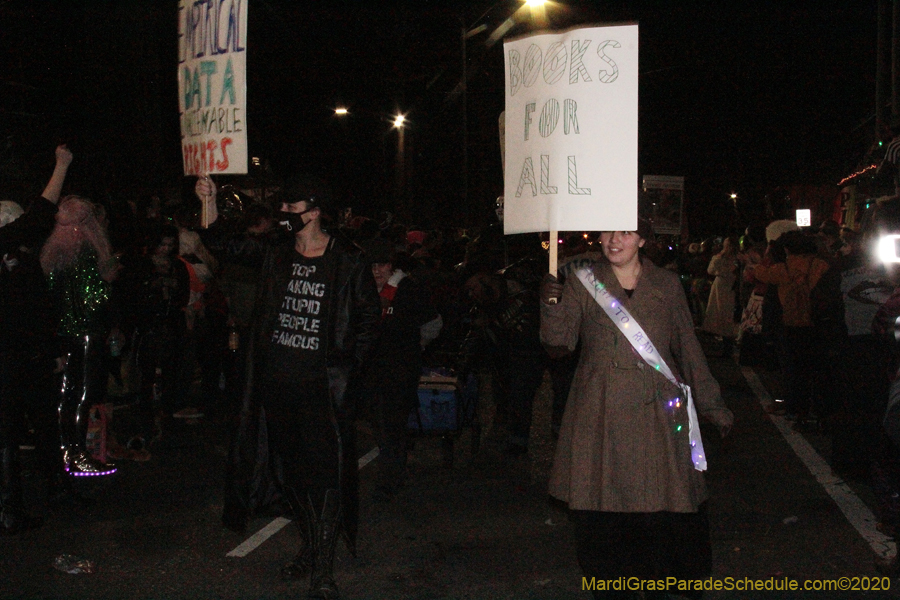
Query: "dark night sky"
0 1 880 234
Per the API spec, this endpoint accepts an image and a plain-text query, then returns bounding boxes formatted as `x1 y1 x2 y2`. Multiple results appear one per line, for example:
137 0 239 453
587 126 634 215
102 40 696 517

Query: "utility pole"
878 0 890 134
894 0 900 120
462 24 469 228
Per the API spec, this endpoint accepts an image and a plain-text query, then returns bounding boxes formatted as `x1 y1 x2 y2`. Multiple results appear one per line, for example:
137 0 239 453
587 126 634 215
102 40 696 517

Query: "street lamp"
334 107 348 116
483 0 549 47
393 113 406 208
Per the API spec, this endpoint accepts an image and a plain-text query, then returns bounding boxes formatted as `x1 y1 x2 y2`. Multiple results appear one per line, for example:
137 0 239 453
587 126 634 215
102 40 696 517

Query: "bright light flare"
393 114 405 128
334 107 348 115
878 234 900 263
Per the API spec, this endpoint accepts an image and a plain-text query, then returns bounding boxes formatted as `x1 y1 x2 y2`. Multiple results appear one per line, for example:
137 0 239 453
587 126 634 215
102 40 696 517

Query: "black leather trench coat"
223 235 380 551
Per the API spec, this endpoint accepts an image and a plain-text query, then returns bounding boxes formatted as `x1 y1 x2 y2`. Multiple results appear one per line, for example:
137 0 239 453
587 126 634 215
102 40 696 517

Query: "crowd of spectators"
659 205 900 577
9 144 900 590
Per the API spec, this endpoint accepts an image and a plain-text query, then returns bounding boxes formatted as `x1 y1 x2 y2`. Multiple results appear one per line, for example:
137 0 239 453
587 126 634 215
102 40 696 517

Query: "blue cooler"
409 372 458 433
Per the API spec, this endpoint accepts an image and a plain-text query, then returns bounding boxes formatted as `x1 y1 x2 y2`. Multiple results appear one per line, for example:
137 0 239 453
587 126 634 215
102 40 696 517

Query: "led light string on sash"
574 267 708 472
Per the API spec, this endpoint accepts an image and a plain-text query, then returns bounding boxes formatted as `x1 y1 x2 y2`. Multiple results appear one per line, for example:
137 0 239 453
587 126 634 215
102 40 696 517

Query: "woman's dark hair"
636 217 654 241
768 237 787 264
780 229 817 256
745 223 766 245
240 202 273 231
148 223 179 253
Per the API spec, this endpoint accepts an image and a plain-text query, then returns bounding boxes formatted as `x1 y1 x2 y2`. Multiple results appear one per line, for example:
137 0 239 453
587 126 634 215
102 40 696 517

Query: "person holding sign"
540 221 733 598
197 174 380 599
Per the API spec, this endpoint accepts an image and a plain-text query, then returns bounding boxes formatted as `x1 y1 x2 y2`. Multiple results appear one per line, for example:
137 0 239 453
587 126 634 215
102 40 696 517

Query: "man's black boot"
308 489 340 599
281 488 315 580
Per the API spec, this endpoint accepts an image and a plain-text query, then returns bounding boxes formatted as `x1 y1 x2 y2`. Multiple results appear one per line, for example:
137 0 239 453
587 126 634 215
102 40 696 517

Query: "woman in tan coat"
541 221 733 598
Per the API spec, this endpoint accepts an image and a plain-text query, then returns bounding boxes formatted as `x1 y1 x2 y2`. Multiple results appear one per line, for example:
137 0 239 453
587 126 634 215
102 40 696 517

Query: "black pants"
497 351 546 449
873 432 900 531
832 335 891 469
572 505 710 600
781 326 815 417
260 379 340 511
177 310 229 417
0 351 60 477
366 368 419 491
135 324 184 434
196 310 229 416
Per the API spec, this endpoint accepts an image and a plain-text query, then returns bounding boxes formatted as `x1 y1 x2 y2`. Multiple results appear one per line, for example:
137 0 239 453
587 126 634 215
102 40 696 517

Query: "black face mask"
278 208 313 232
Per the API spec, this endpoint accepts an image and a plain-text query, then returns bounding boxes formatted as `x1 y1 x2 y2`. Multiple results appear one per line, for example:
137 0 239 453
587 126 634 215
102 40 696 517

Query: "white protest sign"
503 24 638 234
178 0 248 176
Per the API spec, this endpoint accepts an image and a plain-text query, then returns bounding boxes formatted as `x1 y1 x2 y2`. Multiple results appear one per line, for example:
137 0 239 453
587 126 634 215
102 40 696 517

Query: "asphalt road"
2 336 899 599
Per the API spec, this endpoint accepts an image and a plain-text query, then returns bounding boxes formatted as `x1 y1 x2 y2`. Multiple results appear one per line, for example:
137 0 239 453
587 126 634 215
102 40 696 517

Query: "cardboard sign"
178 0 248 175
503 24 638 234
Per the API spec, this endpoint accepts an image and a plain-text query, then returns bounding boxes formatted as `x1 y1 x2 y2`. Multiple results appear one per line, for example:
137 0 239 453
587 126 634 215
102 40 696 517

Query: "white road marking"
226 446 380 557
226 517 292 557
742 367 897 559
357 446 380 469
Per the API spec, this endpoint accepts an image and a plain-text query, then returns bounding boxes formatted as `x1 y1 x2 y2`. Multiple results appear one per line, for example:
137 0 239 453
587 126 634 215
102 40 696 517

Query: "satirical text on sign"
178 0 248 175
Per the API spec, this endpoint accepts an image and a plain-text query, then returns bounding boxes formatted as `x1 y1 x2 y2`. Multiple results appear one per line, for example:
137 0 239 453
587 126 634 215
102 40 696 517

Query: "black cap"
819 219 841 237
281 174 332 212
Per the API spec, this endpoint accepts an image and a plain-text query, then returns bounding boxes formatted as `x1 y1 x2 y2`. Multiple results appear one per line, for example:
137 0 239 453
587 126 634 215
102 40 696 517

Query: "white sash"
574 267 708 471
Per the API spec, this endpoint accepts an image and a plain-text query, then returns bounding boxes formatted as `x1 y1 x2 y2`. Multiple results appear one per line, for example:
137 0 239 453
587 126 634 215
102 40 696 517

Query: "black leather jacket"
224 234 380 548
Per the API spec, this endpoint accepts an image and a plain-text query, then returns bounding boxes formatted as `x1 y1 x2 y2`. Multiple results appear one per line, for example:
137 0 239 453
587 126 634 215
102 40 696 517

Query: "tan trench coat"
541 259 733 513
702 253 737 338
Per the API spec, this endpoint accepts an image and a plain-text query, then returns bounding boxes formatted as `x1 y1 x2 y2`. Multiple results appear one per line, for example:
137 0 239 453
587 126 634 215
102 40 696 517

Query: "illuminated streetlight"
334 107 348 115
392 113 407 208
730 192 737 199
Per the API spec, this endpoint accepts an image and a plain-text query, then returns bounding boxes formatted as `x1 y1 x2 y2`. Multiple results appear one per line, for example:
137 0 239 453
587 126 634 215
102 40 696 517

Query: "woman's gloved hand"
541 273 563 305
